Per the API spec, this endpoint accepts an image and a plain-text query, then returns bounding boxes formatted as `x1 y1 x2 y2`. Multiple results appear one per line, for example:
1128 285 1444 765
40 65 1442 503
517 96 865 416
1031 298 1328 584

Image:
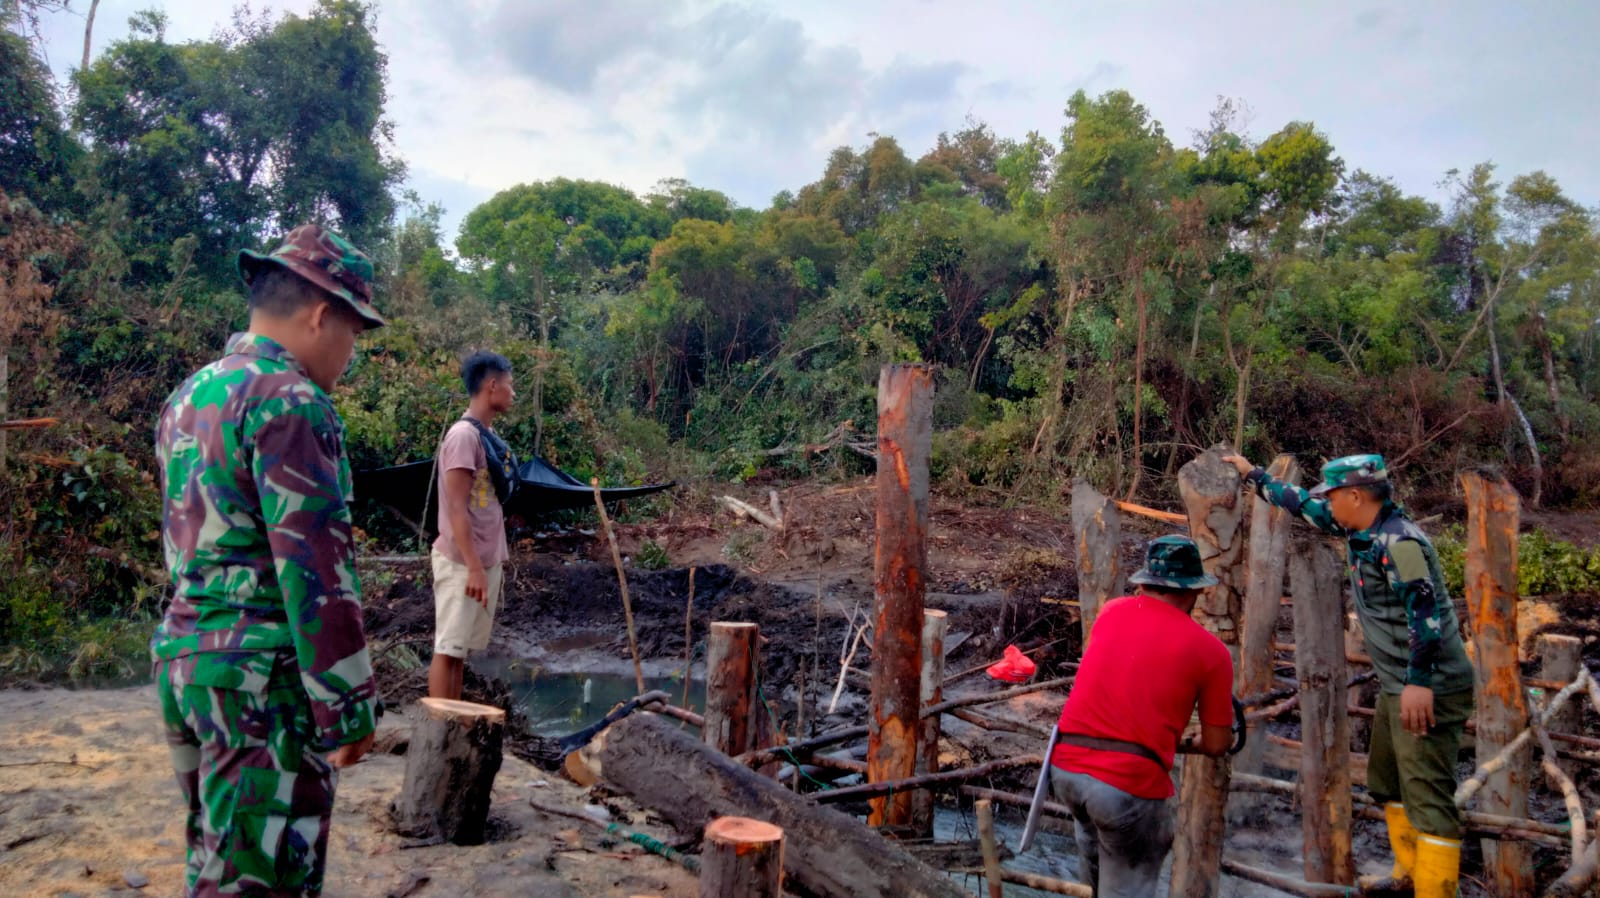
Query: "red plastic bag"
985 644 1036 683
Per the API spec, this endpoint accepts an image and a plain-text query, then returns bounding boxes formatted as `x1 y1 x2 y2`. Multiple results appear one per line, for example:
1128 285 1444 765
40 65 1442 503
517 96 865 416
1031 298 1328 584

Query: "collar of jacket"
225 332 310 377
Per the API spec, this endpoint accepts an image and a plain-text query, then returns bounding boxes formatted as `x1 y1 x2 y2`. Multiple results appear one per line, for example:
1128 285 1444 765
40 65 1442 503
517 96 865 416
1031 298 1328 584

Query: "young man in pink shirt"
428 351 517 700
1052 535 1236 898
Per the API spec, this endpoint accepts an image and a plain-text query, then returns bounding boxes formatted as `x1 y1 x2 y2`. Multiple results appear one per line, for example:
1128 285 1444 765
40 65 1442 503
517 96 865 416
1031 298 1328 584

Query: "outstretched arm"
1222 454 1344 536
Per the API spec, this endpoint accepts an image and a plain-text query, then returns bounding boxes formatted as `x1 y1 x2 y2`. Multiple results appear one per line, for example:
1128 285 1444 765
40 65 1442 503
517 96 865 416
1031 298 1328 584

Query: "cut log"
701 816 784 898
706 622 760 757
1071 478 1123 644
576 711 969 898
1290 538 1353 885
1461 472 1533 898
391 698 505 845
1233 455 1297 805
1538 633 1584 775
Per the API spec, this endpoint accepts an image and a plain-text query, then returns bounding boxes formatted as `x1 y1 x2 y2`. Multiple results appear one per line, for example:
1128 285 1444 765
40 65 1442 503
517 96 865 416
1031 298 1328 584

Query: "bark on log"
701 816 784 898
870 363 933 828
1171 446 1246 898
706 622 760 757
1461 472 1533 898
1290 538 1353 885
911 609 948 838
1070 478 1122 644
1235 455 1298 795
577 712 969 898
392 698 505 845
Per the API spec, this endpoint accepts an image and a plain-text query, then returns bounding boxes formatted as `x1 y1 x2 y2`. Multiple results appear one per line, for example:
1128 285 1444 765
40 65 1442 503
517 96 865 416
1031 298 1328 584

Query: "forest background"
4 0 1600 678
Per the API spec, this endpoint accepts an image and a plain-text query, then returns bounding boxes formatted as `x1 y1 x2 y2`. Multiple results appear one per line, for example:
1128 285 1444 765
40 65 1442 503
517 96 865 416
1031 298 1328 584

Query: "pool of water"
471 657 707 737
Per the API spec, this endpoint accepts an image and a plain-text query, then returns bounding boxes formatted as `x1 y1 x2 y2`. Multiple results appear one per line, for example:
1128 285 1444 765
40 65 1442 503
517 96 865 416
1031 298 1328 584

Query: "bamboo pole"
1289 538 1353 885
1071 478 1123 643
1170 447 1246 898
593 478 645 693
868 363 933 828
911 609 948 838
705 622 760 757
1461 471 1532 898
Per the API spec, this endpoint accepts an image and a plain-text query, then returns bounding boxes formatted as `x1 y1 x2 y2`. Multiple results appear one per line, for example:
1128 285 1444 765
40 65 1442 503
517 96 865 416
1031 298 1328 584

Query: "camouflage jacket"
153 333 376 750
1245 468 1474 696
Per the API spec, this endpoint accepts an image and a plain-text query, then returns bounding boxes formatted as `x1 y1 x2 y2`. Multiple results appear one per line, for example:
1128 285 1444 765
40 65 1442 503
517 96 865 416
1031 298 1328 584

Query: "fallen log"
960 785 1072 820
575 712 969 898
814 755 1041 805
1219 859 1363 898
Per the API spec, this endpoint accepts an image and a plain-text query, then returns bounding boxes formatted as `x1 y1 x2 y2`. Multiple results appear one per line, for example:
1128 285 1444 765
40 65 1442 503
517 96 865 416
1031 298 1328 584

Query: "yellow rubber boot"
1414 833 1462 898
1386 802 1418 877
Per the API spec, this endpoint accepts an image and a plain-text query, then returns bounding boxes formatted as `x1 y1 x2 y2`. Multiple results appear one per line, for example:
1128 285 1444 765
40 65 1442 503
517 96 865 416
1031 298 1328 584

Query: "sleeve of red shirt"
1196 640 1236 727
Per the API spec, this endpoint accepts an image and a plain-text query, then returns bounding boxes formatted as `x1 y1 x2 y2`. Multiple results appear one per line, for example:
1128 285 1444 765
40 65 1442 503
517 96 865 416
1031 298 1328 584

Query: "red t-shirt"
1051 594 1235 799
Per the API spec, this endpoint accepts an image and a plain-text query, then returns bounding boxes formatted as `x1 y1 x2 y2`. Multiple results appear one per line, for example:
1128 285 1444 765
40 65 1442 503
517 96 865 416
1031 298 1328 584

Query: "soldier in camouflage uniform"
154 224 384 897
1223 453 1472 898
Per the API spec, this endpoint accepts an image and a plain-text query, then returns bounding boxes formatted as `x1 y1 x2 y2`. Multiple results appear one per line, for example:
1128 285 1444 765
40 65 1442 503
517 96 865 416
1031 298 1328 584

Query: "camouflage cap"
1127 535 1219 590
1309 453 1388 497
238 224 386 329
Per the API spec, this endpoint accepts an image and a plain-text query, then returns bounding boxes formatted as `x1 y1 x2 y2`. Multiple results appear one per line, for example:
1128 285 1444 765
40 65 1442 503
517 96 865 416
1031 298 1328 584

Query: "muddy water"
471 657 708 736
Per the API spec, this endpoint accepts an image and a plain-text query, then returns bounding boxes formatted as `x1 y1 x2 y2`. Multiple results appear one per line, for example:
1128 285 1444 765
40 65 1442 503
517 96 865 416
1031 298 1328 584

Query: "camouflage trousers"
156 652 338 897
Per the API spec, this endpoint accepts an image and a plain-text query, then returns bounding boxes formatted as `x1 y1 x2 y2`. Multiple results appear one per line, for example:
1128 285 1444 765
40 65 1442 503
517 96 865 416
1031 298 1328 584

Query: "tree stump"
392 698 505 845
701 816 785 898
1070 477 1122 646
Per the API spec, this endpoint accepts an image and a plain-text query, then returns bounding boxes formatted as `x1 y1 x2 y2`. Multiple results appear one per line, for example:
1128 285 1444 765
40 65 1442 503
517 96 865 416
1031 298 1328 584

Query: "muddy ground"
5 477 1600 897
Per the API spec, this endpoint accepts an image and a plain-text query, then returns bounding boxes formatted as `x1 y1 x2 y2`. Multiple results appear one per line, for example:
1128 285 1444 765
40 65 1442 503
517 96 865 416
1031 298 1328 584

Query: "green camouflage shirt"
153 333 375 749
1245 468 1474 696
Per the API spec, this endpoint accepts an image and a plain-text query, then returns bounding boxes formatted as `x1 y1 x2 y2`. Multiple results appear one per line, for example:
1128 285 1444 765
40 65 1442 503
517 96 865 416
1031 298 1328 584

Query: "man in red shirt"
1052 535 1236 898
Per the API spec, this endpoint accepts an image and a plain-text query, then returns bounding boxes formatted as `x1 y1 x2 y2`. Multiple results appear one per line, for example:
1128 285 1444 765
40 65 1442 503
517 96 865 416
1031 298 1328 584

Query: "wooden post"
1070 477 1123 646
577 712 971 898
1290 538 1353 885
706 622 760 757
701 816 785 898
1461 471 1533 898
1538 633 1584 771
975 798 1004 898
1234 455 1297 793
392 698 505 845
869 363 933 828
1170 446 1246 898
911 609 948 838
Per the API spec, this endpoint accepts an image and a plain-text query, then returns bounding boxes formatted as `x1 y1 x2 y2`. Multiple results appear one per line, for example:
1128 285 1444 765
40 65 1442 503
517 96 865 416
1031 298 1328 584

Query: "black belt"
1056 730 1167 770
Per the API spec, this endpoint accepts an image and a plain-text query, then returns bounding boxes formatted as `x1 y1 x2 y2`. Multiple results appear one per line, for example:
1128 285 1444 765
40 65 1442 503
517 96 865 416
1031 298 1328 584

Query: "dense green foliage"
4 3 1600 675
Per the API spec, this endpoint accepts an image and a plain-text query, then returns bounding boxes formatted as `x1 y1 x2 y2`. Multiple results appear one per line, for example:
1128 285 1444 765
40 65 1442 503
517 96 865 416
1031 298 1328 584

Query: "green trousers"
1367 687 1473 839
156 652 337 897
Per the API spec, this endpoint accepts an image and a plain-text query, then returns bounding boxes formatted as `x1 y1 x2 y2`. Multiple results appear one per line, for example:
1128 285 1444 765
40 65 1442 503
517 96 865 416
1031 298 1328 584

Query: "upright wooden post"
1170 447 1246 898
975 799 1004 898
911 609 948 838
869 363 933 828
1233 455 1298 795
1290 538 1353 885
1461 472 1532 898
706 622 760 757
701 816 785 898
1070 477 1123 645
1538 634 1584 744
392 698 506 845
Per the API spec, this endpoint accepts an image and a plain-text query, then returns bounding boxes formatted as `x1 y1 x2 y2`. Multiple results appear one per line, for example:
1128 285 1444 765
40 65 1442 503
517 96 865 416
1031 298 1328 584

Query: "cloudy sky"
31 1 1600 238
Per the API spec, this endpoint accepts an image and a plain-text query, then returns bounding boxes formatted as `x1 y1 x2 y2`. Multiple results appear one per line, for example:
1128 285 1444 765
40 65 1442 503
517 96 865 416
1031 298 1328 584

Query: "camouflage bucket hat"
1127 535 1219 590
238 224 386 329
1309 453 1388 497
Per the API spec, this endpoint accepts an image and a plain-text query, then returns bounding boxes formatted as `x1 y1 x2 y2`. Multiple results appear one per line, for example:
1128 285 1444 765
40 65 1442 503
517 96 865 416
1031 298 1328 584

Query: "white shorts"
431 548 505 659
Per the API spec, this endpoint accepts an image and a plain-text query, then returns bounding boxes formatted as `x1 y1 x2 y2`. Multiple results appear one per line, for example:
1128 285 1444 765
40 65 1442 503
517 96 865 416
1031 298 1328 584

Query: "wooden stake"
1170 447 1246 898
1070 478 1123 644
975 799 1004 898
869 363 933 828
701 816 785 898
911 609 948 838
1290 538 1353 885
1538 633 1584 774
683 567 697 714
706 622 759 757
1460 471 1533 898
593 478 645 693
391 698 506 845
1234 455 1297 795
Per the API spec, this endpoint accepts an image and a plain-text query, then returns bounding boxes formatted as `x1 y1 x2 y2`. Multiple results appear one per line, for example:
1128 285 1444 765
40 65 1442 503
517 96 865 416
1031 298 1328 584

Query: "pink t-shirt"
432 420 509 569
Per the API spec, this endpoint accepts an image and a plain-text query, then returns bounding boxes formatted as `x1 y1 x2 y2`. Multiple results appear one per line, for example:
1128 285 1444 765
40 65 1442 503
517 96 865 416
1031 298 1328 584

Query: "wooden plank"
1170 447 1247 898
1072 478 1124 644
1461 472 1533 898
1290 538 1353 885
869 363 934 828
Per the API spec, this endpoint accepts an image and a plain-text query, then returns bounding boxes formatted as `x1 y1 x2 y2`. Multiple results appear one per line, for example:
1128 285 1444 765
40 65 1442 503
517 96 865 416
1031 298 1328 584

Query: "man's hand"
465 565 489 607
328 731 375 768
1220 454 1254 476
1399 684 1436 736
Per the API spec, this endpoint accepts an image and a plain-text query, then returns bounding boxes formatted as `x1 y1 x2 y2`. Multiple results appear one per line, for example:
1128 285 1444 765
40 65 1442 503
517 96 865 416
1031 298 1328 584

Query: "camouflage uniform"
1244 454 1473 840
154 225 380 897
